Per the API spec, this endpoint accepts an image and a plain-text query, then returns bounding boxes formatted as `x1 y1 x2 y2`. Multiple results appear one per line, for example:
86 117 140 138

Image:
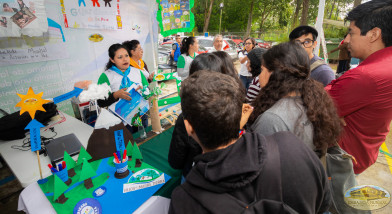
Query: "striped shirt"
246 76 260 103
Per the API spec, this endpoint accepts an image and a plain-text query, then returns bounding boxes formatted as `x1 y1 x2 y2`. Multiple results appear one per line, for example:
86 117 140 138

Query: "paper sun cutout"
15 87 50 119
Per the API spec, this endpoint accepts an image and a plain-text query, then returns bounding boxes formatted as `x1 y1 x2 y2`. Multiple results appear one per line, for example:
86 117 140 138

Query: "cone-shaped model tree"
132 143 143 168
125 141 134 158
77 147 92 165
53 174 69 204
63 151 77 177
78 159 97 189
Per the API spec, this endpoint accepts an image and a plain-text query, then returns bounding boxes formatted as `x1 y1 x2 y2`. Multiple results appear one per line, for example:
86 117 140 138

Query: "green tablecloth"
138 127 182 198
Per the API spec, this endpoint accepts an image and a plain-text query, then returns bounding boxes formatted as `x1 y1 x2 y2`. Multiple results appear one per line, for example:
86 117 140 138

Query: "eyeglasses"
296 40 314 48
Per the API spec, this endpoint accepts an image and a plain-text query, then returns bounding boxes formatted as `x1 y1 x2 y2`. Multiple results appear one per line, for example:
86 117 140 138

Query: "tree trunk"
354 0 362 8
204 0 208 23
300 0 309 25
292 0 303 29
334 2 340 20
329 0 336 19
244 0 255 39
203 0 214 33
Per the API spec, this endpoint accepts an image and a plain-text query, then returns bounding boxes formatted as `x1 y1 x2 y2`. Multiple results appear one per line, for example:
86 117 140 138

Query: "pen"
123 150 127 162
51 167 58 173
58 163 63 171
117 151 121 163
62 161 66 169
113 152 119 163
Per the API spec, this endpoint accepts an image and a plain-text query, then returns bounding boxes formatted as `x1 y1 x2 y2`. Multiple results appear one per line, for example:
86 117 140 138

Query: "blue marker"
117 151 121 163
58 164 63 171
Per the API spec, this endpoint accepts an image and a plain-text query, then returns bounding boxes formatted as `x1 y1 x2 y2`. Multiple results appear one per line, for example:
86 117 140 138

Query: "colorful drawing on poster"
131 24 140 34
156 0 194 37
61 0 121 30
0 0 48 37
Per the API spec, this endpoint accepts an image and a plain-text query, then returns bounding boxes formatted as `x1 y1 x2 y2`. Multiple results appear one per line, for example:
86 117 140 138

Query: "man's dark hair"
289 25 318 41
181 71 245 150
346 0 392 47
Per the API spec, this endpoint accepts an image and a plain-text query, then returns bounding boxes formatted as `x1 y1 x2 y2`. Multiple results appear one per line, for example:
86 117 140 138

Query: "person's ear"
313 40 317 49
240 103 254 129
369 27 382 43
110 58 115 64
184 119 195 137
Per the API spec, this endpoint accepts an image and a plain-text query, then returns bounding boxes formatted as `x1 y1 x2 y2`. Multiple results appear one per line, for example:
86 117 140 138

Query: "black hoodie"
169 132 331 214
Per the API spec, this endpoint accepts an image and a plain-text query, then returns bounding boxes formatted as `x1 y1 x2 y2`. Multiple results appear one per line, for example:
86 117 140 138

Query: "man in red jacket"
325 0 392 174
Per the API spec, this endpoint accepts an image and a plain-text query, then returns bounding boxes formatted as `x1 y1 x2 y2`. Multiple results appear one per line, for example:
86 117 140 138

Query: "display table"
0 112 93 187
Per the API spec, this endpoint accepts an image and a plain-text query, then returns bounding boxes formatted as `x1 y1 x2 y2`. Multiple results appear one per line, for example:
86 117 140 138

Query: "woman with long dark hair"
238 37 256 91
97 44 149 109
248 42 341 156
177 36 199 80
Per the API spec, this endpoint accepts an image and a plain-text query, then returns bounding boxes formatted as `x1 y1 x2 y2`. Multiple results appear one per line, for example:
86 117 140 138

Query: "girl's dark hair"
239 37 256 55
248 42 341 155
181 37 196 55
122 40 140 57
105 43 126 70
247 48 267 77
211 51 238 79
189 53 244 92
244 37 256 47
189 53 224 75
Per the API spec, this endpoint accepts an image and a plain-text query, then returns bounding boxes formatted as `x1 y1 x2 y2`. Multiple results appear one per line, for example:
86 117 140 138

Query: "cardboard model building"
87 109 134 161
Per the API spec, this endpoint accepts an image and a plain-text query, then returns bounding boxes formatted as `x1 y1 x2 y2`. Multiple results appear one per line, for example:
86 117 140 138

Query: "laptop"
46 133 83 165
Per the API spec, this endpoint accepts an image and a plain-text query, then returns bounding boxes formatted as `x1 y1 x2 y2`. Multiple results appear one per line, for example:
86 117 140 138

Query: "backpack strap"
181 135 284 213
256 135 283 201
310 59 326 72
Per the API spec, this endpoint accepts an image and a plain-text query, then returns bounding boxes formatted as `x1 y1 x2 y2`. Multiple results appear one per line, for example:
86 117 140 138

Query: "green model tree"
63 151 77 177
78 159 97 189
77 147 92 166
125 141 134 159
132 142 143 168
53 174 68 204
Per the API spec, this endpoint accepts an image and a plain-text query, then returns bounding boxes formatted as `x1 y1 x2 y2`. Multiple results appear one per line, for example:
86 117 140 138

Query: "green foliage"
324 25 347 38
192 0 353 39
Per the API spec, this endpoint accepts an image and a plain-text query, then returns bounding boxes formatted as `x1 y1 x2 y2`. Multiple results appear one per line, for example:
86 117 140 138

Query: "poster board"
156 0 194 37
0 0 159 116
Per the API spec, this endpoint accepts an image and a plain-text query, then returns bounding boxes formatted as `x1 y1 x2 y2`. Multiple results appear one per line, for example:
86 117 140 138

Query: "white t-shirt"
238 51 252 77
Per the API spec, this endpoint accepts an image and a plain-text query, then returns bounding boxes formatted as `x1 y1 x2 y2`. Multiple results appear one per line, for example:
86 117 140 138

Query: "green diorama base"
38 156 170 214
39 160 109 214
